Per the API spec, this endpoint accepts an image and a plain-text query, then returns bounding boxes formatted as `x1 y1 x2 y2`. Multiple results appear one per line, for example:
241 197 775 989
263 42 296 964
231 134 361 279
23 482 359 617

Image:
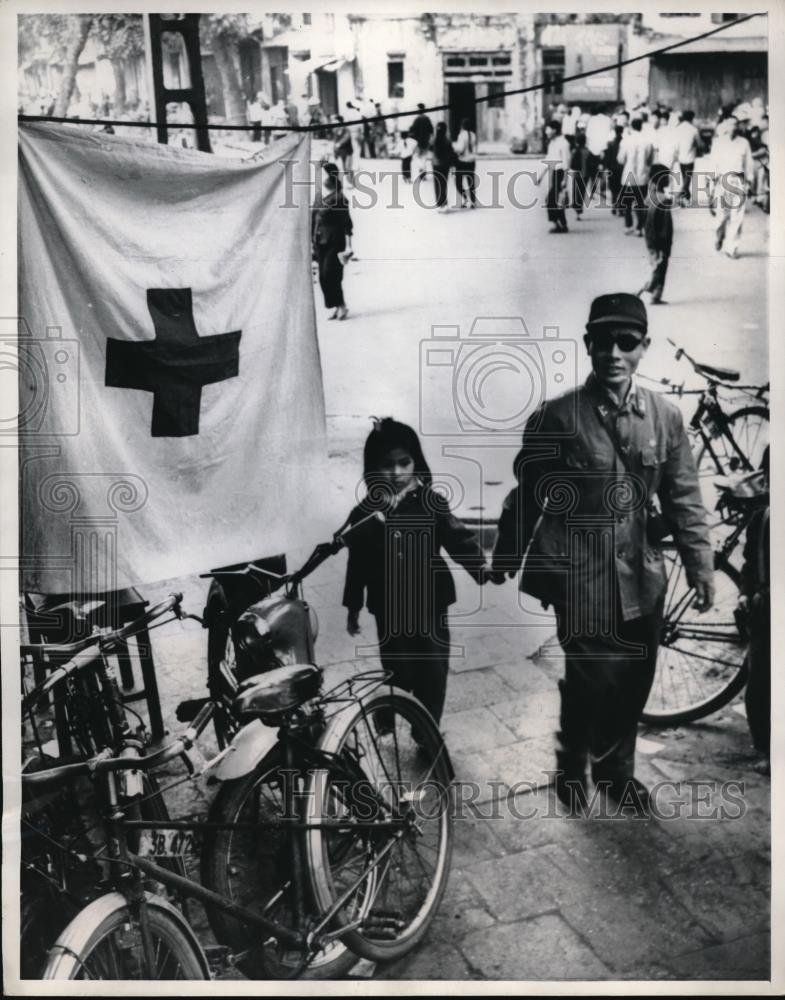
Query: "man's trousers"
554 596 664 781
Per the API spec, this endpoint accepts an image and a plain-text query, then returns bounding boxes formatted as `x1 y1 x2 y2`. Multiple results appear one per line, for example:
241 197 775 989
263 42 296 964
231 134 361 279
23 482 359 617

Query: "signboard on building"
559 23 623 102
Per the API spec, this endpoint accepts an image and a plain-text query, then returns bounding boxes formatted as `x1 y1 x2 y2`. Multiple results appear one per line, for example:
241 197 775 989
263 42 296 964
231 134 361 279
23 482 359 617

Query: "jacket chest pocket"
640 446 667 489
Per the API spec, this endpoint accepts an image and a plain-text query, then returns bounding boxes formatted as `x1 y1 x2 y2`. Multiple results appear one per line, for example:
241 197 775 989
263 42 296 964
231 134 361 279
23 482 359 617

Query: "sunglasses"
588 331 644 353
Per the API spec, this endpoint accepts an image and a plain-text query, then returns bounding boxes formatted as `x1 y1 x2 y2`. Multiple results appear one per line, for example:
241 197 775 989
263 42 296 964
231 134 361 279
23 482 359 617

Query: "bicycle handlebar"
21 593 184 660
22 700 215 792
21 593 184 711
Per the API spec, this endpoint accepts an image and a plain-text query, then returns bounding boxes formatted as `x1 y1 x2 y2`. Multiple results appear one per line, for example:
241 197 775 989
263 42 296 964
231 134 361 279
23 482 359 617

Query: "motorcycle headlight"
233 611 277 679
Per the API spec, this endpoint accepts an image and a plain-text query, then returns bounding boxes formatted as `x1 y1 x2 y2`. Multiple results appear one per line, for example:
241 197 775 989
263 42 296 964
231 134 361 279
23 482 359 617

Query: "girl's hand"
347 610 361 636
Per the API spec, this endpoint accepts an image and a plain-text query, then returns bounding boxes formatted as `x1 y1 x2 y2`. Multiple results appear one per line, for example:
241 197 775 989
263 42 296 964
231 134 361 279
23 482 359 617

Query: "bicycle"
641 465 768 727
635 342 769 727
20 594 197 977
23 592 454 979
642 338 768 500
189 523 454 978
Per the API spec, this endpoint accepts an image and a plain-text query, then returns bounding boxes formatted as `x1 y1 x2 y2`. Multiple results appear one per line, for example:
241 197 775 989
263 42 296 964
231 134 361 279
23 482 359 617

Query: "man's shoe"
599 776 652 817
715 231 724 251
554 771 589 813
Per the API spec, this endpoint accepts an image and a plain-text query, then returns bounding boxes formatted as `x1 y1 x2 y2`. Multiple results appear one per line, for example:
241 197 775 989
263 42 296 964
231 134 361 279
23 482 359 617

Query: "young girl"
343 418 488 725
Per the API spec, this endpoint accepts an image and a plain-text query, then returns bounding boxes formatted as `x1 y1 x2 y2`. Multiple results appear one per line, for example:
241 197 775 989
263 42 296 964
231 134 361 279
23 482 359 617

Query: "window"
302 13 311 25
387 60 404 98
660 12 700 16
487 82 506 109
711 13 739 22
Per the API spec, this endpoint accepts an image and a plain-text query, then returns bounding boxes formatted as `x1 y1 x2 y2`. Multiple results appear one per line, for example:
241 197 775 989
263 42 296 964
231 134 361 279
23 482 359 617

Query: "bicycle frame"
689 384 757 475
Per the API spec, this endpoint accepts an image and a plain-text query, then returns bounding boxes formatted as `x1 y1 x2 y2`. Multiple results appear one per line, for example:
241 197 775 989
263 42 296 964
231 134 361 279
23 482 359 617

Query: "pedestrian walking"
312 163 353 321
605 124 625 214
332 115 355 186
491 293 714 815
247 92 263 143
676 109 701 206
543 119 571 233
343 418 488 726
372 102 388 157
453 118 478 208
409 103 434 180
638 166 674 304
617 118 653 235
431 121 454 211
710 115 754 259
570 129 592 219
395 130 417 183
585 109 613 196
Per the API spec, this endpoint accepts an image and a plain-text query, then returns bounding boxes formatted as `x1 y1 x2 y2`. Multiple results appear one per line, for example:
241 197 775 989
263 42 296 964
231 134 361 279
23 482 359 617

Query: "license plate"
137 828 200 858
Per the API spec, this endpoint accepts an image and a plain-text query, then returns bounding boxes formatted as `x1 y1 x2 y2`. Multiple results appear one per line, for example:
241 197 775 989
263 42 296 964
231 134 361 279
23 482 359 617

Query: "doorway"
447 82 476 141
316 68 338 119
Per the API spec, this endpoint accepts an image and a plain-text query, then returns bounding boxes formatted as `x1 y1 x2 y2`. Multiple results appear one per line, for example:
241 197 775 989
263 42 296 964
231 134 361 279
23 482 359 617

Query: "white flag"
18 122 326 593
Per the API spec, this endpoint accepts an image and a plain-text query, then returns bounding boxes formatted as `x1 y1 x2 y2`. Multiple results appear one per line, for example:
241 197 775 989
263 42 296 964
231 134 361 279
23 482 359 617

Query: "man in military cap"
492 293 714 813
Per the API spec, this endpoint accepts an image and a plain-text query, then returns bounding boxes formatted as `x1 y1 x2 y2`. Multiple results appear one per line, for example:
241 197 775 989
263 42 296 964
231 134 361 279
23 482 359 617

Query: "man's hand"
346 610 361 636
692 580 715 613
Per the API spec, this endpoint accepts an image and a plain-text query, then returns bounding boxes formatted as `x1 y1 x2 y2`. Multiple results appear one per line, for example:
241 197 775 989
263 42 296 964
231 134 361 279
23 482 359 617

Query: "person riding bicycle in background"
343 417 488 726
491 293 714 815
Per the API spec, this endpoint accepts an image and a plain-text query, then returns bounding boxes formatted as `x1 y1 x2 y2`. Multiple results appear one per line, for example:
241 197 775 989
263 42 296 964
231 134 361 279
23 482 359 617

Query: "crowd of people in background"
540 96 769 302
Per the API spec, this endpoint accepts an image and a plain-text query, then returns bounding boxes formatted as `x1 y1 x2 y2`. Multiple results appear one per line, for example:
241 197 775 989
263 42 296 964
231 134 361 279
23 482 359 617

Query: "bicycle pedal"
203 944 233 976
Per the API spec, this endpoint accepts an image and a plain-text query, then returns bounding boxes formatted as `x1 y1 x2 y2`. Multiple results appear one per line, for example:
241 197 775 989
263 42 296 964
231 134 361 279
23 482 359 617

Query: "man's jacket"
493 375 713 623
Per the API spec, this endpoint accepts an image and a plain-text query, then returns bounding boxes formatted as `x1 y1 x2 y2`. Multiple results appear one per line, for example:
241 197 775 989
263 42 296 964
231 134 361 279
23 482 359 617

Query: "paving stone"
441 707 518 753
444 667 517 713
463 848 560 922
661 853 770 941
532 841 716 972
667 932 770 980
476 735 557 793
460 914 611 979
378 940 477 981
492 658 556 694
449 628 530 672
451 813 507 866
501 687 561 740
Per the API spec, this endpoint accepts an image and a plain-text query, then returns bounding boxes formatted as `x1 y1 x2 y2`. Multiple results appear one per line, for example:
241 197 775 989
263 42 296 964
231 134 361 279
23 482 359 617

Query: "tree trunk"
111 57 127 115
54 14 94 116
212 32 245 124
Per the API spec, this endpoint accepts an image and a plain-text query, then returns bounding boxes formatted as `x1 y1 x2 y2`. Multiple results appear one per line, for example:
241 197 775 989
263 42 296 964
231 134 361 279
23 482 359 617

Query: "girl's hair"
363 418 432 487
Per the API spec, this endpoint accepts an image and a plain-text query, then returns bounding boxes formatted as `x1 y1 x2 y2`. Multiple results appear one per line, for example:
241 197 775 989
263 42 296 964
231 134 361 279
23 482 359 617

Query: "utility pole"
143 13 212 153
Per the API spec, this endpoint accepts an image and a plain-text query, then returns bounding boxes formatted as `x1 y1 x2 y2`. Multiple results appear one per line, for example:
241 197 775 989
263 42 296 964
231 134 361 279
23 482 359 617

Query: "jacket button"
617 548 625 558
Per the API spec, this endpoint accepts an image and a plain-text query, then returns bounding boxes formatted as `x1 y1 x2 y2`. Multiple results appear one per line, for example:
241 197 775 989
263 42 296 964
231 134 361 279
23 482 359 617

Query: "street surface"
142 153 769 982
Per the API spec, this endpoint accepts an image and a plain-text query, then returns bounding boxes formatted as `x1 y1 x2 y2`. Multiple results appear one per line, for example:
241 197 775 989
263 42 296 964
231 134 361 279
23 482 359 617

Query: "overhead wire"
17 12 764 135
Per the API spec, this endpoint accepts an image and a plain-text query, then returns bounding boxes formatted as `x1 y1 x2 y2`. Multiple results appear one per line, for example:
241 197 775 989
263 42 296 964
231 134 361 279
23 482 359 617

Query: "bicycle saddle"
233 664 323 720
694 361 740 382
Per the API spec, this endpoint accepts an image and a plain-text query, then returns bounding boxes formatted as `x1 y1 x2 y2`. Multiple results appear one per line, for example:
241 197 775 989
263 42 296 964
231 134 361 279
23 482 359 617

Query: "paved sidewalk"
143 537 770 983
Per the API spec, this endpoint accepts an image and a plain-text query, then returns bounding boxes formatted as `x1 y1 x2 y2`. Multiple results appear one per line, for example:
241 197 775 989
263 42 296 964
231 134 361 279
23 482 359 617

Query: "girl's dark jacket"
342 485 485 617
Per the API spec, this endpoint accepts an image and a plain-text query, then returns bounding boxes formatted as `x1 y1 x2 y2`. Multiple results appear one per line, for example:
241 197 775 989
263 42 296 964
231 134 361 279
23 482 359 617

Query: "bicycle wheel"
42 891 209 979
306 688 454 963
695 405 769 484
642 547 748 726
200 758 357 979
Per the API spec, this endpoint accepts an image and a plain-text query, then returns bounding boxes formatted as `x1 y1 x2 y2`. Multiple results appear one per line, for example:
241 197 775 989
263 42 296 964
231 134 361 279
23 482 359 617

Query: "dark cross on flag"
105 288 241 437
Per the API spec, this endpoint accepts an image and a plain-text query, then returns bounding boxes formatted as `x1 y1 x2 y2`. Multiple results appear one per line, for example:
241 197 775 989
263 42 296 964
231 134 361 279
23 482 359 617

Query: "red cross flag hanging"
18 122 327 593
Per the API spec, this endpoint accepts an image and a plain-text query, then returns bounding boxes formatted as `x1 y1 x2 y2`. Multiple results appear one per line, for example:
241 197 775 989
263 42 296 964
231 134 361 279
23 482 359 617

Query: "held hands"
692 580 715 613
479 564 508 586
346 610 361 636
